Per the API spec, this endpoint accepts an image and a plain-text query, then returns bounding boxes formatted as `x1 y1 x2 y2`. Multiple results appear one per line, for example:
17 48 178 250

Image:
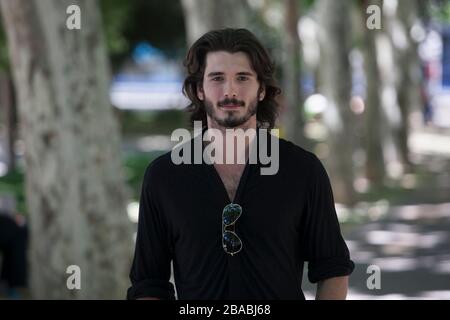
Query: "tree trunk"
360 0 385 186
317 0 356 206
180 0 249 46
0 71 16 172
0 0 132 299
395 0 422 172
281 0 308 149
383 0 422 173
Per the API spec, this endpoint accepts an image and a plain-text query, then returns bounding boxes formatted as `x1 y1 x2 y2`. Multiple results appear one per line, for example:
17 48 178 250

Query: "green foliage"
301 0 316 10
100 0 133 70
0 169 26 214
430 0 450 23
123 150 167 200
0 16 9 71
119 109 188 136
122 0 186 59
100 0 186 70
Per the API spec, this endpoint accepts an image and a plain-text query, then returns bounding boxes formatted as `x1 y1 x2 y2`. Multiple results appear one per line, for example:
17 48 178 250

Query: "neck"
205 117 257 165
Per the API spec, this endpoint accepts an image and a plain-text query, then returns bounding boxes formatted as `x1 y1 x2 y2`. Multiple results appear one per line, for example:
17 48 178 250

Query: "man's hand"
315 276 349 300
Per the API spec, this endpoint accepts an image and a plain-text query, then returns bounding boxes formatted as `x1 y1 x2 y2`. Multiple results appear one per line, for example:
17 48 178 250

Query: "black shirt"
127 129 354 300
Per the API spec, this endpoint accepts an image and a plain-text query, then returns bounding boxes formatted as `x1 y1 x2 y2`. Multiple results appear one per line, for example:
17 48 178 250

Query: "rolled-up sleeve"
127 163 175 300
300 154 355 284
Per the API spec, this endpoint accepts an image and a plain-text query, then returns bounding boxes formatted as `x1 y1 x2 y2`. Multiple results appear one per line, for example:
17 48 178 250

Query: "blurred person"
0 208 28 299
421 62 434 125
127 28 354 300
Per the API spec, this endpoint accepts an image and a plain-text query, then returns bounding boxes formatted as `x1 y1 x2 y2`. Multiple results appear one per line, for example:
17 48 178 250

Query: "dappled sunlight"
365 229 447 250
339 200 450 299
305 286 450 300
335 200 390 223
419 290 450 299
366 230 418 247
433 256 450 274
346 289 450 300
127 201 139 223
392 202 450 220
353 177 370 193
303 121 328 141
400 173 417 189
410 130 450 157
371 257 418 272
350 250 376 264
304 94 328 115
431 93 450 128
0 162 7 177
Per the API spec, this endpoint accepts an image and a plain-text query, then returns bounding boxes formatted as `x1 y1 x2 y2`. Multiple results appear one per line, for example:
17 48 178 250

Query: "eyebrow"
206 71 255 78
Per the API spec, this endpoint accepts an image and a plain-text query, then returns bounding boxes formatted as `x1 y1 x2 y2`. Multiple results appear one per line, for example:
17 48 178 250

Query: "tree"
0 19 16 172
359 0 386 186
317 0 356 205
0 0 132 299
0 70 16 172
390 0 422 172
376 0 422 176
281 0 308 148
180 0 250 46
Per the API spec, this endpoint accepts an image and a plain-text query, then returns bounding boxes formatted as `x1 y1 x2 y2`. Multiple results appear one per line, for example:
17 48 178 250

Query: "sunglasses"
222 203 243 256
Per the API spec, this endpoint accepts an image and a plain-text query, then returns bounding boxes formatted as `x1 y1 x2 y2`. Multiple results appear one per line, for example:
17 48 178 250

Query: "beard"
204 97 258 128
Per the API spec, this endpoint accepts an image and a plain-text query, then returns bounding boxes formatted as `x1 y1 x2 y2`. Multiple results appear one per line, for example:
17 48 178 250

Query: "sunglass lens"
223 231 242 254
223 203 242 226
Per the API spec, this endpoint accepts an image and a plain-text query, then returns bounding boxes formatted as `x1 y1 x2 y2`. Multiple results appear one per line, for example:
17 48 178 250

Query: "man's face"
197 51 265 129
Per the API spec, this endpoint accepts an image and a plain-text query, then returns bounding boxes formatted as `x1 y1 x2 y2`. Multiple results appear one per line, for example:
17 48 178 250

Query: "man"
127 28 354 300
0 196 28 299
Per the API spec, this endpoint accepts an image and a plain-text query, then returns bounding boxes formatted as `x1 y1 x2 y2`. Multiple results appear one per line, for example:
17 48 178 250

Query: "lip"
221 104 241 108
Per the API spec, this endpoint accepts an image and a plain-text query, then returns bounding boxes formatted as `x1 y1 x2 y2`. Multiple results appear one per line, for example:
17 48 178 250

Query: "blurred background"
0 0 449 299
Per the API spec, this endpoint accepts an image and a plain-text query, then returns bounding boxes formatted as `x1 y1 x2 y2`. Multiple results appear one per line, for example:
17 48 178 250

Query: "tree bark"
394 0 422 172
0 0 132 299
383 0 422 173
281 0 308 149
360 0 385 185
0 71 16 172
180 0 250 46
317 0 356 206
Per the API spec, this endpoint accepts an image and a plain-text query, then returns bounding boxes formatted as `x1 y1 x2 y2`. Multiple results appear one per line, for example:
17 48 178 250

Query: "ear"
197 84 204 101
258 85 266 101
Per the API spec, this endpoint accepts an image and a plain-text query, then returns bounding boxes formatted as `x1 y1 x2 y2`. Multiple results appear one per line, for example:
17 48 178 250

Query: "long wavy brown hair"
182 28 282 129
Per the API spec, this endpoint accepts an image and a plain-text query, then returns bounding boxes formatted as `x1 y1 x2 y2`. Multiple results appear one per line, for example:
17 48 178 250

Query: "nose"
223 79 237 98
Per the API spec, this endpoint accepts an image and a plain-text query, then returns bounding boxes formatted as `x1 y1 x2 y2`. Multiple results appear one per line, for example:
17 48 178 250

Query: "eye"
211 76 224 81
237 76 249 81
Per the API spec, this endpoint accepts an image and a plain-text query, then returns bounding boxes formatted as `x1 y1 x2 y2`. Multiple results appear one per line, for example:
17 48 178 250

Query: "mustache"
217 98 245 107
